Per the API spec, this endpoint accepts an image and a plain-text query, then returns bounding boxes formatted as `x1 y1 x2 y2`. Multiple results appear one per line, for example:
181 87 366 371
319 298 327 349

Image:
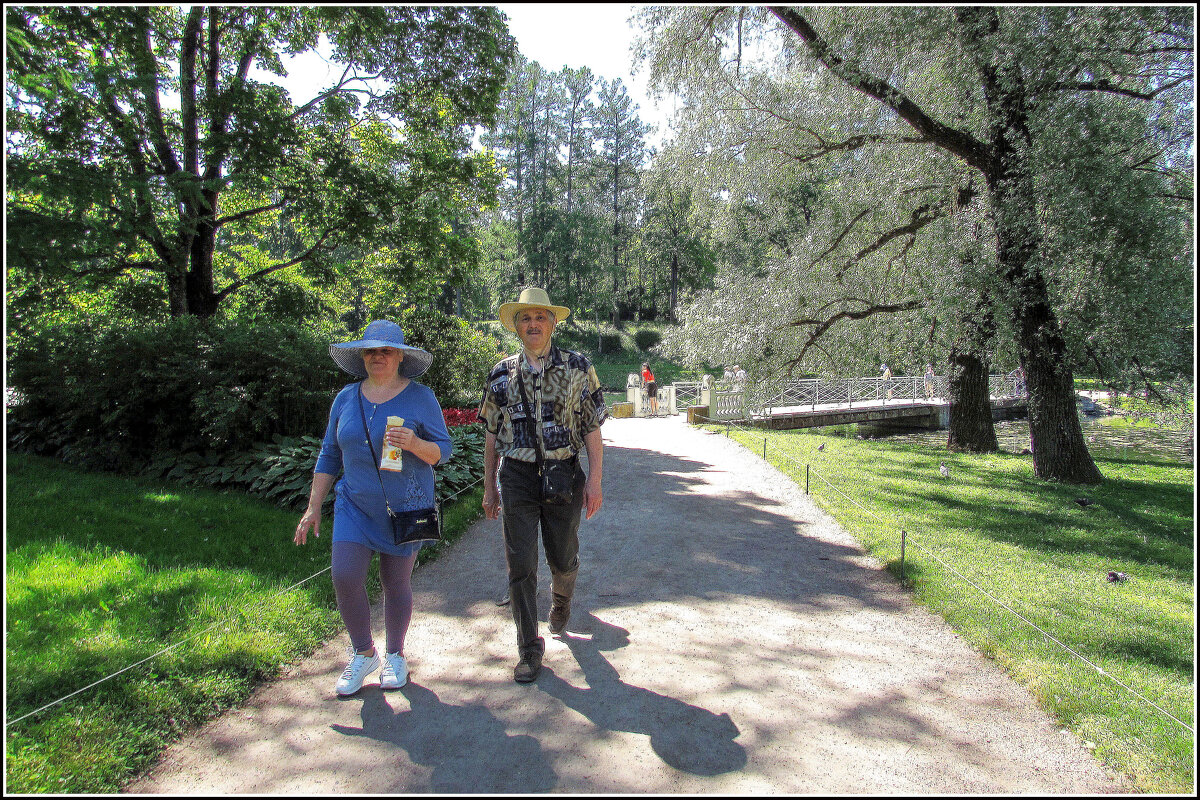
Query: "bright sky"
496 3 676 150
258 4 675 152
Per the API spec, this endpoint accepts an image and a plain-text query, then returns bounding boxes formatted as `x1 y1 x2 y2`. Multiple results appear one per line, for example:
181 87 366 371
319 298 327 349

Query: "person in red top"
641 362 659 416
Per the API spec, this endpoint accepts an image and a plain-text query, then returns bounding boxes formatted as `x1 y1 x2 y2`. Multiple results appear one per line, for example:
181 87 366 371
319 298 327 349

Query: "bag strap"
356 382 397 516
514 366 546 473
356 381 440 518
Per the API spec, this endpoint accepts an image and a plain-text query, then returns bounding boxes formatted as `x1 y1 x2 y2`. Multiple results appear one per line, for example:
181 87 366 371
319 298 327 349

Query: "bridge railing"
694 374 1026 421
670 381 703 409
710 387 747 420
992 375 1025 398
754 374 1021 417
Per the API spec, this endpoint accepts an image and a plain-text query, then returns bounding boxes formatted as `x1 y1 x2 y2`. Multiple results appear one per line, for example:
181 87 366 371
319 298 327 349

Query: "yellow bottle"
381 416 405 471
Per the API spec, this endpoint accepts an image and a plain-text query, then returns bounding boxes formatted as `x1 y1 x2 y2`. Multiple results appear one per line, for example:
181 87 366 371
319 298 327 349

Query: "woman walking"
641 362 659 416
295 320 453 695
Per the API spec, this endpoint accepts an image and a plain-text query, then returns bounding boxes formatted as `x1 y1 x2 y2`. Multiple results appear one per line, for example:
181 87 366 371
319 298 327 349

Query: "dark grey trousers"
499 457 584 649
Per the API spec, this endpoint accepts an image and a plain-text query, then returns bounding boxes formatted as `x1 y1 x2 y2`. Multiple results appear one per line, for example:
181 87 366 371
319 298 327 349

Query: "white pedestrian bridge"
633 374 1028 431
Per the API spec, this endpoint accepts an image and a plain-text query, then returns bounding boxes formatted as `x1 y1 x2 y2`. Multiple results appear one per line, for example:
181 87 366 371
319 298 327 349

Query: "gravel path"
128 416 1128 793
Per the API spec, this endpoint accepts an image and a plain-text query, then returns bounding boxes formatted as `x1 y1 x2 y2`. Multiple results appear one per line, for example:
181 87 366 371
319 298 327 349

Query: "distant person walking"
295 320 453 696
641 362 659 416
479 287 608 683
924 363 936 401
1009 365 1026 397
880 363 893 402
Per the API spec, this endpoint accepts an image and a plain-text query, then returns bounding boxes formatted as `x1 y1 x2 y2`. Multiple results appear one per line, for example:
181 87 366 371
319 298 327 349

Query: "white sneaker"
379 652 408 689
335 646 380 696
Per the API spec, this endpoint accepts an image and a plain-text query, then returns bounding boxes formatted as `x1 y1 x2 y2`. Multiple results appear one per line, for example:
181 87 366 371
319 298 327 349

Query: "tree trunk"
184 192 221 317
958 6 1102 484
165 251 189 317
946 344 998 453
946 292 998 452
669 251 679 322
1018 296 1101 482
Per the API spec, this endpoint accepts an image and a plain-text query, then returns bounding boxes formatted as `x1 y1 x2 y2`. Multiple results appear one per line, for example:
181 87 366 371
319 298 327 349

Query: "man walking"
478 287 607 683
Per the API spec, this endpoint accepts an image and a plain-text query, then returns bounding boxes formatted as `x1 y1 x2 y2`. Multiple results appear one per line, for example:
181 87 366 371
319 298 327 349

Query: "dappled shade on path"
128 416 1127 794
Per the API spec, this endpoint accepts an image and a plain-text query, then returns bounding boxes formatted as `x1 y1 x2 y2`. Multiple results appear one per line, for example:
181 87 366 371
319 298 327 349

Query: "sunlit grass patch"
5 452 484 793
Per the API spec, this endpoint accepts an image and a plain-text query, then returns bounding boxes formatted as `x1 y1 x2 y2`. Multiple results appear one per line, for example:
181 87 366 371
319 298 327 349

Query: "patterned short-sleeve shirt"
477 344 608 463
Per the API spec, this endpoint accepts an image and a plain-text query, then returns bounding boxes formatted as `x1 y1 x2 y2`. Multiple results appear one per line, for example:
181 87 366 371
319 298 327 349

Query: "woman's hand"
385 425 417 451
295 508 321 545
386 425 444 466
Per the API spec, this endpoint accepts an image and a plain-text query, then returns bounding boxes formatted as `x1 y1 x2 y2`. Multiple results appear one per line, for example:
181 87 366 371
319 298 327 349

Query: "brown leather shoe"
548 593 571 635
514 637 544 683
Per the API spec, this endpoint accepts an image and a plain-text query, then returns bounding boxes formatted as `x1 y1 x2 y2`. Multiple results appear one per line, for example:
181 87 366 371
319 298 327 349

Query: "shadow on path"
540 612 747 776
331 682 557 793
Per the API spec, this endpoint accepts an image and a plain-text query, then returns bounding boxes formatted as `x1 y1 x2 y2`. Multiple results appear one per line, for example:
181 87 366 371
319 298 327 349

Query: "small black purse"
516 370 575 506
356 385 442 546
387 505 441 546
539 458 575 506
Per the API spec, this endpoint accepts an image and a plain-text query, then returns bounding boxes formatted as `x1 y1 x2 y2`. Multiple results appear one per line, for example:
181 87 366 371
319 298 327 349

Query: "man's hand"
583 474 602 520
483 484 501 520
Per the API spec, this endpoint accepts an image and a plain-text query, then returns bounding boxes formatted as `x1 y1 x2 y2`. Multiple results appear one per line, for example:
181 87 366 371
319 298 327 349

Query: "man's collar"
520 343 564 372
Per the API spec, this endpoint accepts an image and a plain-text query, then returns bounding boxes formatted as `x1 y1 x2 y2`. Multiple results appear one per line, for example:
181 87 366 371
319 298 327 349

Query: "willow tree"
6 6 515 319
638 5 1193 483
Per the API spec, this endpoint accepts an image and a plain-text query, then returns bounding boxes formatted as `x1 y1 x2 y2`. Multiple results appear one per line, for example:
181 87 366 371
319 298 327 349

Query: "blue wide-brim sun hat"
330 320 433 379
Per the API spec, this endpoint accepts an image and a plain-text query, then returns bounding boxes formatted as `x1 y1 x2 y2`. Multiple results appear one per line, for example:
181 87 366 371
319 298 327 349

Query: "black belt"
503 453 578 467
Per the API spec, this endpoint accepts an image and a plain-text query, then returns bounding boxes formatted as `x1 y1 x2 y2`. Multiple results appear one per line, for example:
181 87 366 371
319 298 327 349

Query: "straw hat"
329 319 433 379
498 287 571 332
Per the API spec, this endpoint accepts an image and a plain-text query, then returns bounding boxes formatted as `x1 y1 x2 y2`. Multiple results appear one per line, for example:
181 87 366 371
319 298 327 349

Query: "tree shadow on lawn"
840 451 1192 575
1102 632 1195 677
809 450 1193 682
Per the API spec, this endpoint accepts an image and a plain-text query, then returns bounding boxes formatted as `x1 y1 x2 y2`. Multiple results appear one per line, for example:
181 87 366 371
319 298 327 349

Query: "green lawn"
4 452 484 793
711 423 1194 793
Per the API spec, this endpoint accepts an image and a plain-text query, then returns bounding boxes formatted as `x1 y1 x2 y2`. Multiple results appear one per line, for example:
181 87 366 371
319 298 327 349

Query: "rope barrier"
702 417 1194 734
5 474 487 729
5 565 333 729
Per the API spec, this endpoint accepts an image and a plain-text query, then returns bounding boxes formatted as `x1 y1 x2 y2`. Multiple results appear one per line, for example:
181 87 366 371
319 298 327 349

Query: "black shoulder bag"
356 384 441 545
515 368 575 506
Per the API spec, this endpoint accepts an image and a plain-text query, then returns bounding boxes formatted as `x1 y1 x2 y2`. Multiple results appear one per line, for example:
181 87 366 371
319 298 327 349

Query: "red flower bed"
442 408 480 427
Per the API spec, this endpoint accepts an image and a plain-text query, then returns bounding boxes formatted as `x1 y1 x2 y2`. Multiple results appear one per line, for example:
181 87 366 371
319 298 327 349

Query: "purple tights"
331 541 417 654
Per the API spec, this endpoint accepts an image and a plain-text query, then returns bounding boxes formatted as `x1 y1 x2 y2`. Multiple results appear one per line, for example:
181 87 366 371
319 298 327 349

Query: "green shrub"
397 306 504 408
6 312 497 481
138 424 486 513
634 329 662 351
6 318 342 471
598 333 623 354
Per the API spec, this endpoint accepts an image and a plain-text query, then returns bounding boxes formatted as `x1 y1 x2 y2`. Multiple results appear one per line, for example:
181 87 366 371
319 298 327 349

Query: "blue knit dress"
315 382 453 556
